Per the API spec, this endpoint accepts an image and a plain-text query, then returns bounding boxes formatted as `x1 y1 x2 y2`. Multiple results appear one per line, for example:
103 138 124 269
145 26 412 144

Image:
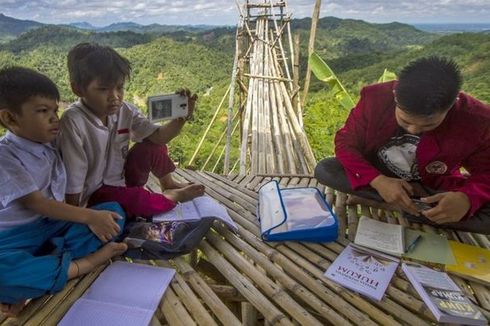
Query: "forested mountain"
0 14 489 170
0 13 43 42
0 26 156 53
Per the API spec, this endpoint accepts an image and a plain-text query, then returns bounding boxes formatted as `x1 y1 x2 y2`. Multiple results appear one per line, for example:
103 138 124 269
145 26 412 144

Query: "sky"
0 0 489 27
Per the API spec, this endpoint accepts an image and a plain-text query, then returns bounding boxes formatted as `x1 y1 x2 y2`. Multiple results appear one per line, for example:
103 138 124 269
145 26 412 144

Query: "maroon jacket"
335 81 490 216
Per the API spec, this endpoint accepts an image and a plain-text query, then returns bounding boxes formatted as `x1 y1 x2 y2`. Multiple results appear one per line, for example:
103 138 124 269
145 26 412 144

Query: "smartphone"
412 198 433 211
148 93 188 122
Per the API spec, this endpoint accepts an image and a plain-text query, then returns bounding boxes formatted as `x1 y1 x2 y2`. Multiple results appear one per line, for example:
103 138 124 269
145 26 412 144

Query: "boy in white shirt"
59 43 204 218
0 67 127 317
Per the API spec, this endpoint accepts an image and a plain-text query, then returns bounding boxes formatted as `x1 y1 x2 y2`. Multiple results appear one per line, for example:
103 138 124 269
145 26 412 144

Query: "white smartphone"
147 93 188 122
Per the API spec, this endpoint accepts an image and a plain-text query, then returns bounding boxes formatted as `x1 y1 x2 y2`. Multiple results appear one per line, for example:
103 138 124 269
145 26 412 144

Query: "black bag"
122 217 214 260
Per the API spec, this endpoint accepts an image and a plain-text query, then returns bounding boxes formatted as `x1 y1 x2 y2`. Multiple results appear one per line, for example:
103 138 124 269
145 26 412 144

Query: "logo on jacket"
425 161 447 174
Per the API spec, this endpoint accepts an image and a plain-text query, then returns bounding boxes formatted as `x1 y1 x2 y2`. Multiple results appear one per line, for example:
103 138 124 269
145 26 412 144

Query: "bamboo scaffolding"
230 1 318 175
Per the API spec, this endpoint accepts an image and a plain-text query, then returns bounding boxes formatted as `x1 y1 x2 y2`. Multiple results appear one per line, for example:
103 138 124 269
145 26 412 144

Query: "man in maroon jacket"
315 56 490 234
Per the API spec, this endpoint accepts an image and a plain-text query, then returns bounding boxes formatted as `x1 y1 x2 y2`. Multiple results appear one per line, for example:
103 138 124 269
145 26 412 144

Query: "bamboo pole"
211 121 240 173
224 16 243 174
301 0 321 107
160 287 196 326
199 240 294 326
268 0 293 92
187 85 230 167
206 232 324 326
174 257 240 325
201 111 239 171
170 273 217 326
292 33 302 126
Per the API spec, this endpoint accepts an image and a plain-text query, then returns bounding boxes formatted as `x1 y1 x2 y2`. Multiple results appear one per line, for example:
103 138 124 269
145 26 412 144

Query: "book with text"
402 263 487 325
324 244 399 301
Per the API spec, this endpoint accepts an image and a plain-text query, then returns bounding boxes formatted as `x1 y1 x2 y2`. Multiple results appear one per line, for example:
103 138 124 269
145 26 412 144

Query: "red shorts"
88 140 176 218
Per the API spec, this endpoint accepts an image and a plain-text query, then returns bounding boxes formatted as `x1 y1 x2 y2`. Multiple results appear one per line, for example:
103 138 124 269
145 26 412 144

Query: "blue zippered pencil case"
258 180 338 242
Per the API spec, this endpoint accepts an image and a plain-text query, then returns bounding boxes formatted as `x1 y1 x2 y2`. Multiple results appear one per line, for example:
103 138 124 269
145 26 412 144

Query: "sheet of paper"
409 266 458 291
58 299 153 326
354 216 404 255
82 261 175 311
403 229 456 265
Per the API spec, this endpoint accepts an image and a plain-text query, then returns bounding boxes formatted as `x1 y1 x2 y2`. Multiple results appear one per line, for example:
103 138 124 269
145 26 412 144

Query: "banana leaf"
378 68 397 83
309 52 355 110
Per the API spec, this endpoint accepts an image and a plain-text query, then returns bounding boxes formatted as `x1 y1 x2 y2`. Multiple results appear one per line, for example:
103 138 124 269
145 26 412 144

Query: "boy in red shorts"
59 43 204 217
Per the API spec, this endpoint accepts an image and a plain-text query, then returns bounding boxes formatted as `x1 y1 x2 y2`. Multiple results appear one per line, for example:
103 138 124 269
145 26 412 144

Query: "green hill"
0 13 43 43
0 25 156 53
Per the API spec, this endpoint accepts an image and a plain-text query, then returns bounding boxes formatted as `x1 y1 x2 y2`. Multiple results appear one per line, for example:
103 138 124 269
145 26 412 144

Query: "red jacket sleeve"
335 87 381 189
456 139 490 217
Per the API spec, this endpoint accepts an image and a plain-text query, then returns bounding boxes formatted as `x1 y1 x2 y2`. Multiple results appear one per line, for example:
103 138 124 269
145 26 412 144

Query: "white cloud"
0 0 489 25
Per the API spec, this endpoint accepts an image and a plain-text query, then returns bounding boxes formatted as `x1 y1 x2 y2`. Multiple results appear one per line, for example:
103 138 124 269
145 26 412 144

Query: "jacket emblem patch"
425 161 448 174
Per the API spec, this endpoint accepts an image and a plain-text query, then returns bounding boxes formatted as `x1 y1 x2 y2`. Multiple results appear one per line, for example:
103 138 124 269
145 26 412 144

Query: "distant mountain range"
414 23 490 34
68 21 216 33
3 12 490 44
0 13 216 42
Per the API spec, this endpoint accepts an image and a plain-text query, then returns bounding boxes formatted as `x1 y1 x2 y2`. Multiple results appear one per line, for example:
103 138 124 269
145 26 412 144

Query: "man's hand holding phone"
370 174 420 215
420 192 470 224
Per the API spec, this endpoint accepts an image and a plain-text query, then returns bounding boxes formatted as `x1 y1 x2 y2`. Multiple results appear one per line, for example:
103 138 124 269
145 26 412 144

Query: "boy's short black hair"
67 42 131 89
0 66 60 115
395 56 462 115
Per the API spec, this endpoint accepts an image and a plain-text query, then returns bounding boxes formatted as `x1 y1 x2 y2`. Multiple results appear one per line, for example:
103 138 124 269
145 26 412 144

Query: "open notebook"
153 195 238 232
59 261 175 326
354 216 455 265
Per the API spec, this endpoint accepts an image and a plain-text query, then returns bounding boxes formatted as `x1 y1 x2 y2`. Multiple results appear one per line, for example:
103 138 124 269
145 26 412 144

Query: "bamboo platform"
2 169 490 325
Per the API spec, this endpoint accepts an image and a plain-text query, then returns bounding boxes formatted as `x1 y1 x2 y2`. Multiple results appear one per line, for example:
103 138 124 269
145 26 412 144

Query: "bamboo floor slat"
3 169 490 325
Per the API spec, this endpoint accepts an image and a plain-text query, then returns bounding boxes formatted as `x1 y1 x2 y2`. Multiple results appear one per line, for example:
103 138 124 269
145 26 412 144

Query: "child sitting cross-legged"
59 42 205 218
0 67 127 317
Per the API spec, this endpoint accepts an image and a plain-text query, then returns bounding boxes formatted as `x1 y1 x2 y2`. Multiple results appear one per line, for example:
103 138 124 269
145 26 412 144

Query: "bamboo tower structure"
234 0 316 175
189 0 317 176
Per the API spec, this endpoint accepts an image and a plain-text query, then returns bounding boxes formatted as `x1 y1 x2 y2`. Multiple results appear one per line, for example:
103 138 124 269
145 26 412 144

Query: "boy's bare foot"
70 242 128 278
164 184 205 203
0 301 27 317
159 174 197 191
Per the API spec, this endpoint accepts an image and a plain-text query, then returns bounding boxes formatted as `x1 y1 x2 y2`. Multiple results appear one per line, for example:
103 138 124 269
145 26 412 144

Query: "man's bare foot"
0 300 27 317
164 184 205 203
70 242 128 278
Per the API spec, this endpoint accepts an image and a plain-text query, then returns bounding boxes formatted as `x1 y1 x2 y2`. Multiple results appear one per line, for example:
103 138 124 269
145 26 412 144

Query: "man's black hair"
395 56 462 115
67 42 131 89
0 66 60 115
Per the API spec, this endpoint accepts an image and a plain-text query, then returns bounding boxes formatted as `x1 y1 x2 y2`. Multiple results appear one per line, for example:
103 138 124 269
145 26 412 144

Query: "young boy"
58 43 204 218
0 67 127 316
315 56 490 234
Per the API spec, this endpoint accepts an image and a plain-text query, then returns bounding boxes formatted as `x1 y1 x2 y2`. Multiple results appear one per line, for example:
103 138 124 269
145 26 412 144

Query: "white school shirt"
0 132 66 230
58 100 159 206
